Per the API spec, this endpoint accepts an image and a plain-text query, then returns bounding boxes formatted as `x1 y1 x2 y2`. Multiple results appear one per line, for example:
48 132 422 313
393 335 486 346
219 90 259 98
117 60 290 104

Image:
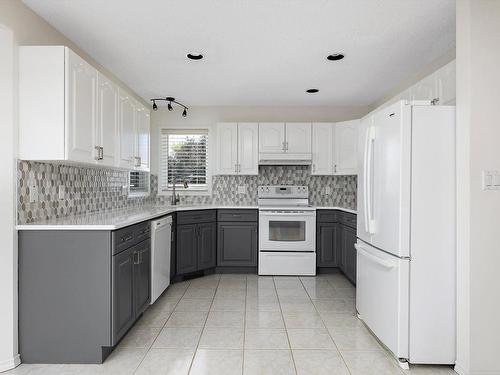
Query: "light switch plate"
482 170 500 190
238 185 246 195
29 185 38 203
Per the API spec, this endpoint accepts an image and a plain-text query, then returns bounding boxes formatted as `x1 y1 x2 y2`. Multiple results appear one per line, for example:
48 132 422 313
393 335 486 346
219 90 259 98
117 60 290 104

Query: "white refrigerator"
356 100 456 366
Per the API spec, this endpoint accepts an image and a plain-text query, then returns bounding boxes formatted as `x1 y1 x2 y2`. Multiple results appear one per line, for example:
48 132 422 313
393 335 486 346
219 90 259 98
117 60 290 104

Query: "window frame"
158 125 213 196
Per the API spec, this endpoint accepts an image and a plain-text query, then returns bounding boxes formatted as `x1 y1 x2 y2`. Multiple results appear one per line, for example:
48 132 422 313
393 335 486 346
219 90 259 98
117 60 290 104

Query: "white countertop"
16 205 356 231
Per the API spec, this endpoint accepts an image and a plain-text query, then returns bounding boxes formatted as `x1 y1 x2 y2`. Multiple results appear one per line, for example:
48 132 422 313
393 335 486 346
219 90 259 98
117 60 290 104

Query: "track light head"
152 101 158 111
167 102 173 111
182 108 187 117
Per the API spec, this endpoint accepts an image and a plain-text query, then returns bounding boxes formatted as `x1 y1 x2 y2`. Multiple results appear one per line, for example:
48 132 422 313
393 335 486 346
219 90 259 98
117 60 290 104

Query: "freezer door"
356 115 371 243
355 240 409 359
363 101 411 257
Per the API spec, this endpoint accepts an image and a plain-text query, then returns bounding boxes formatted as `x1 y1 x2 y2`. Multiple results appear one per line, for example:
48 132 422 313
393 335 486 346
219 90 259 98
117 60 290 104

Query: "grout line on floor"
274 276 299 375
299 275 354 375
185 275 221 375
133 279 193 375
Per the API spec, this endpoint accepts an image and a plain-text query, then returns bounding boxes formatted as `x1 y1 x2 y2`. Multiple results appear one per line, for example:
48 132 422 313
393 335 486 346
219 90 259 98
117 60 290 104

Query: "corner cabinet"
176 210 217 275
216 122 258 175
19 46 149 171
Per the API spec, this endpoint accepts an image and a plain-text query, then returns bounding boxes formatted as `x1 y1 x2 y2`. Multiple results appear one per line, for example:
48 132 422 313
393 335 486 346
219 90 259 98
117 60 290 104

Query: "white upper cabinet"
259 123 285 153
97 73 118 166
311 123 334 175
118 90 136 169
216 122 258 175
285 123 311 153
19 46 149 170
237 123 259 175
334 120 359 175
216 123 238 174
66 49 98 163
135 105 150 171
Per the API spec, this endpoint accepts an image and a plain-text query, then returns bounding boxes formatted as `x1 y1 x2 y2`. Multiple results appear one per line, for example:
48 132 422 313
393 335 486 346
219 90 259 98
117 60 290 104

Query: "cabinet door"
176 224 198 274
237 123 259 175
198 222 217 270
136 105 150 171
216 123 238 175
334 120 358 175
134 240 151 316
286 123 311 153
342 225 357 285
118 90 136 168
217 222 257 267
66 49 97 163
316 223 340 267
112 247 135 344
259 123 285 153
97 73 118 166
311 123 334 175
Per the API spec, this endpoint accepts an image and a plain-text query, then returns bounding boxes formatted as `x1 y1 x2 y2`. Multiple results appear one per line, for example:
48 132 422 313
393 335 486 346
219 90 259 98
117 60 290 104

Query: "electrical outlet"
58 185 65 200
29 185 38 203
238 185 246 195
324 186 331 195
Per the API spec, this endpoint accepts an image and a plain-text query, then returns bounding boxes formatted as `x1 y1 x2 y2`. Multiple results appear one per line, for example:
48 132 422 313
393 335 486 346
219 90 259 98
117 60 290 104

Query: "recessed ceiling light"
186 53 204 60
327 53 344 61
306 88 319 93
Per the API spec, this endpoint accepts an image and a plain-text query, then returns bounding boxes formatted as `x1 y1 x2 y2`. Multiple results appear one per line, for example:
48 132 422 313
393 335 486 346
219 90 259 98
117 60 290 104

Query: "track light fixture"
149 96 189 117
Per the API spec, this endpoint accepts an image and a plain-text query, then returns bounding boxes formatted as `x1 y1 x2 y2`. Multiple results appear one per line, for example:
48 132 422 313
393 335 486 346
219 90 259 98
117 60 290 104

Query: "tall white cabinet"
19 46 150 171
311 121 359 175
216 122 258 175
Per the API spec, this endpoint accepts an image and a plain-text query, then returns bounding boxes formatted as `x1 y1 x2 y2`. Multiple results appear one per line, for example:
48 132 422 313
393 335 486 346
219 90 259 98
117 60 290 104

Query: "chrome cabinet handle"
334 164 337 173
312 164 315 173
99 146 104 160
95 146 101 160
285 141 288 152
235 164 238 173
282 141 286 152
133 251 140 264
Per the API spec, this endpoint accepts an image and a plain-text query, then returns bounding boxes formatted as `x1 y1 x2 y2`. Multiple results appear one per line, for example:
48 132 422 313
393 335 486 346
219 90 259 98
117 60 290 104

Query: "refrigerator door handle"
363 125 371 234
366 126 376 234
355 243 395 269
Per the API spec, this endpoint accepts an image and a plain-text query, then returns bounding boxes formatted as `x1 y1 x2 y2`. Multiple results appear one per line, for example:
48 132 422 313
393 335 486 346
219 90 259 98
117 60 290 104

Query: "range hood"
259 152 312 165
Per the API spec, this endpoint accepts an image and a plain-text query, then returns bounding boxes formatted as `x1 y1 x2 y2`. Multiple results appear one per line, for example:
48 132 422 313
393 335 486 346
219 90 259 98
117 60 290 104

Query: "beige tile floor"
6 273 457 375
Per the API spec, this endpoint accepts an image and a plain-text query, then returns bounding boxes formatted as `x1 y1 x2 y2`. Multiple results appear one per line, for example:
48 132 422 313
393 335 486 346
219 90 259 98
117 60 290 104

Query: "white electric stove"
258 185 316 276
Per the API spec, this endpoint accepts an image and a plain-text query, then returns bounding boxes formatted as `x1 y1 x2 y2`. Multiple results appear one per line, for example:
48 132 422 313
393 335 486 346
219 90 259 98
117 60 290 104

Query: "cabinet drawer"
134 221 151 244
112 226 136 255
340 212 357 229
317 210 340 223
177 210 216 225
217 209 258 222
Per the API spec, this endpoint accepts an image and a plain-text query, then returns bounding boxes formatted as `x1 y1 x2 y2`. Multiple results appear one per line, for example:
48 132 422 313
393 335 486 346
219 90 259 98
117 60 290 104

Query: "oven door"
259 210 316 252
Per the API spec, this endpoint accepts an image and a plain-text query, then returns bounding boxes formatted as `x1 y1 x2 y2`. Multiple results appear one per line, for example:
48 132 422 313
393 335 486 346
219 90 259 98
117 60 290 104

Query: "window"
160 129 209 193
129 171 150 196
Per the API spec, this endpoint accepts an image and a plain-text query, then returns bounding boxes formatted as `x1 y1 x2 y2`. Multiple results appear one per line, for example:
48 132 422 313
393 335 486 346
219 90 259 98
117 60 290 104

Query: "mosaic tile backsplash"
17 161 356 224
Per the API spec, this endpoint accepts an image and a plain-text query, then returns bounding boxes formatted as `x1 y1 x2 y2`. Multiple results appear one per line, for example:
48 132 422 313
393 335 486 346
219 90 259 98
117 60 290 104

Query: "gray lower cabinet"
316 210 357 285
112 239 151 345
341 225 357 284
316 222 341 267
176 210 217 275
19 221 151 364
217 209 258 268
217 222 258 266
112 247 135 344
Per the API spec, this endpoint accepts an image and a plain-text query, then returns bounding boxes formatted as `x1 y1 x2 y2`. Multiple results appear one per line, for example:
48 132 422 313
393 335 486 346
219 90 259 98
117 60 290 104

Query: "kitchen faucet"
170 176 189 205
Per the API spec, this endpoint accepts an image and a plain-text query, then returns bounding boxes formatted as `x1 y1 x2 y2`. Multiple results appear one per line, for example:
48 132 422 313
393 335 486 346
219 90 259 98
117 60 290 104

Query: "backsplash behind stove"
17 161 356 224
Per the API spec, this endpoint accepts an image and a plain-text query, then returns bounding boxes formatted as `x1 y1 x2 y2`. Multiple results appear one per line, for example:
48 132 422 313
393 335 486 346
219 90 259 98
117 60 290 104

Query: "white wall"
0 25 19 371
455 1 500 374
150 105 369 174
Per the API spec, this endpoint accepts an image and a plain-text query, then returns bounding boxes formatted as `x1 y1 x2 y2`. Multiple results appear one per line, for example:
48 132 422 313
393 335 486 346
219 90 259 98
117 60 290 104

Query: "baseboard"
454 363 500 375
0 354 21 372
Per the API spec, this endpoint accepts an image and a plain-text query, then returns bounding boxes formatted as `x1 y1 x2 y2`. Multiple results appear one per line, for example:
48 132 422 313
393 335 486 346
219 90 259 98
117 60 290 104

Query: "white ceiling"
23 0 455 107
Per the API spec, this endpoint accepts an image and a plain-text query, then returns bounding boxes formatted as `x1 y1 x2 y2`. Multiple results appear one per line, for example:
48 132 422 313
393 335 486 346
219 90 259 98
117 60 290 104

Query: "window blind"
129 171 149 195
160 129 208 192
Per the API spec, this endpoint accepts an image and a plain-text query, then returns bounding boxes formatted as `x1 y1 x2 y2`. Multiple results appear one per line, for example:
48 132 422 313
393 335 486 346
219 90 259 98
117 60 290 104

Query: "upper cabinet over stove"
19 46 149 171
